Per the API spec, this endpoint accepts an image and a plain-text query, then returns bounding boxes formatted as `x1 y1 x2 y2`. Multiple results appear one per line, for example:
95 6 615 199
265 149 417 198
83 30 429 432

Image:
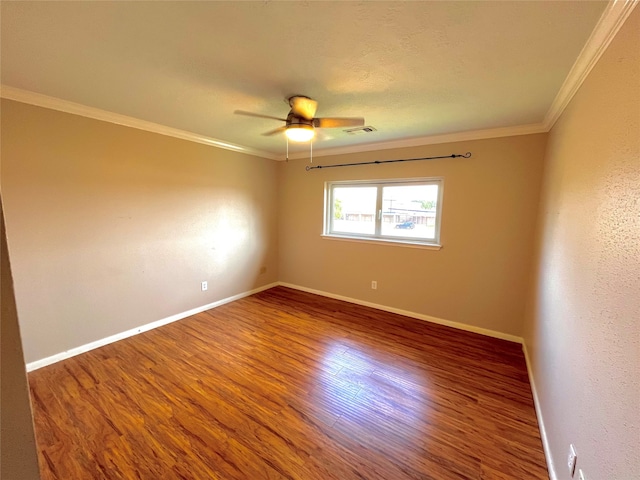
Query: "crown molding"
2 84 546 161
0 85 280 161
281 123 547 161
544 0 638 130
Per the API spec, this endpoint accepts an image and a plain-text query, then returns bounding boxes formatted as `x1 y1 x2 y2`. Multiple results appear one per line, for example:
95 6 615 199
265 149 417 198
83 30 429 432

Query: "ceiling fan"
235 95 365 142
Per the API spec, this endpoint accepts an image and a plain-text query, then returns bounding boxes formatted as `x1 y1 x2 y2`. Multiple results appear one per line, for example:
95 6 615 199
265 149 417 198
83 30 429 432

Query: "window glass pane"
325 179 442 246
332 186 377 235
381 184 439 240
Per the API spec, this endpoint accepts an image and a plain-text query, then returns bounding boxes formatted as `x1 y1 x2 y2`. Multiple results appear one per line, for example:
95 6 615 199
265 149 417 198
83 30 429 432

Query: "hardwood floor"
29 286 548 479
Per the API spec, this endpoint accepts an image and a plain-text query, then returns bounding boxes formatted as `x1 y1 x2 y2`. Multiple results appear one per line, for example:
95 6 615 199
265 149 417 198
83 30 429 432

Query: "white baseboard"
277 282 523 344
523 342 556 480
26 282 279 372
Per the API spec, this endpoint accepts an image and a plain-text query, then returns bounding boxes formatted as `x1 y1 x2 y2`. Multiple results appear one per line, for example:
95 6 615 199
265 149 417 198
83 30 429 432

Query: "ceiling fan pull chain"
310 140 313 163
286 136 289 162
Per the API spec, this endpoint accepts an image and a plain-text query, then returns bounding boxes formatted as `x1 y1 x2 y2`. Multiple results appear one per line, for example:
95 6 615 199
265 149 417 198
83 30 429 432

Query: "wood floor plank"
29 286 548 479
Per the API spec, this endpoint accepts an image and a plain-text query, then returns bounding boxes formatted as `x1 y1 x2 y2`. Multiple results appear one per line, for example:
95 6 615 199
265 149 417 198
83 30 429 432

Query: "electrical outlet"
371 280 377 290
567 444 577 477
201 281 208 291
578 469 586 480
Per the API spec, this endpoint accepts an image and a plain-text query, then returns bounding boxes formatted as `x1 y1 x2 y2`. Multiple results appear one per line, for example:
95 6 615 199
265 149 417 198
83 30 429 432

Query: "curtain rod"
305 152 471 171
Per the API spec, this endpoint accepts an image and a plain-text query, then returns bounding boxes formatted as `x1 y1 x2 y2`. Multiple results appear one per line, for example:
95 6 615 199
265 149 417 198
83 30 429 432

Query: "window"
324 178 443 247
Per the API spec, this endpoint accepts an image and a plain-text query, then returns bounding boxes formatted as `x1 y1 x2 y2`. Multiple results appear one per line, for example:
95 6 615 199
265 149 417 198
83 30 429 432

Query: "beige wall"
524 7 640 480
1 199 41 479
279 134 546 337
1 99 279 364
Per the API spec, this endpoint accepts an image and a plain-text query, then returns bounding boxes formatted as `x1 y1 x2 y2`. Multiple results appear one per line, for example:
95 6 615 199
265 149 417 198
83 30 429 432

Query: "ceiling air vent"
343 126 377 135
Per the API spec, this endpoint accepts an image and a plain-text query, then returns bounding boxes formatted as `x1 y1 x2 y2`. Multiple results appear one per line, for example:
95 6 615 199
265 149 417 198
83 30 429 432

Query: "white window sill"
321 234 442 250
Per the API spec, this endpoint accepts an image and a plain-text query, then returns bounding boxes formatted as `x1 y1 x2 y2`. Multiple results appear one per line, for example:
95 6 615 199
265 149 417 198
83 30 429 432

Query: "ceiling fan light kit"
285 124 315 142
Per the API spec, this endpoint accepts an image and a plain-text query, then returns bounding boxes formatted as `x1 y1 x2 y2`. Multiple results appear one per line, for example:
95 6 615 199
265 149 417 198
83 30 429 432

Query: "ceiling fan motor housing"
286 112 313 128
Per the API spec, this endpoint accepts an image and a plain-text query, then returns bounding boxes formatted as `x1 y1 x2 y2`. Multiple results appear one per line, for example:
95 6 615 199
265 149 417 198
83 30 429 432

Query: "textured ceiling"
1 1 607 157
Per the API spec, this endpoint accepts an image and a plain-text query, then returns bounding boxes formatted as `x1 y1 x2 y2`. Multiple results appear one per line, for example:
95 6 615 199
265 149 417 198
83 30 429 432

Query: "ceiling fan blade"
262 126 288 136
234 110 287 122
313 117 365 128
289 96 318 120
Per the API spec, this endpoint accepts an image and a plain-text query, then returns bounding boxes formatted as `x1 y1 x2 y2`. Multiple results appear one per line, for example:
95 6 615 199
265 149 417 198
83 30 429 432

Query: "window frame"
323 177 444 248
